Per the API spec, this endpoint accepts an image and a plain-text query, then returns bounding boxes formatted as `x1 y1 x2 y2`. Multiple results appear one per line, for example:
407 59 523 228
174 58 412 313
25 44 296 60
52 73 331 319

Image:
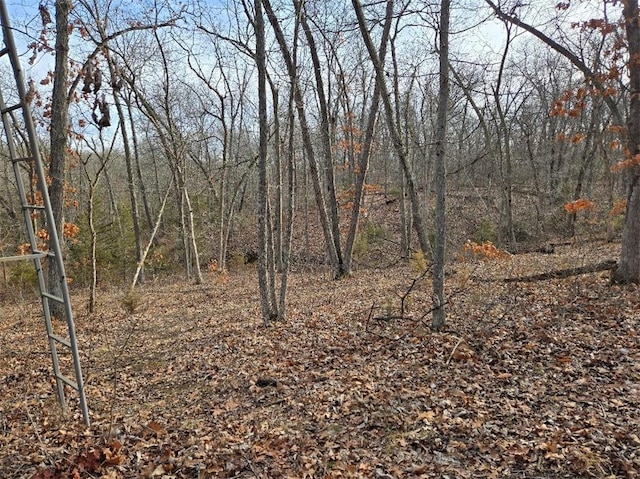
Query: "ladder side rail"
0 1 89 426
0 94 39 250
0 1 45 275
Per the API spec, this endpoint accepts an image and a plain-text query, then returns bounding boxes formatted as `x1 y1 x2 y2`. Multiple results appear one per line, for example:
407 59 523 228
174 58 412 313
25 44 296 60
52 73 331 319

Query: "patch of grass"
353 220 388 259
8 261 38 294
121 291 140 314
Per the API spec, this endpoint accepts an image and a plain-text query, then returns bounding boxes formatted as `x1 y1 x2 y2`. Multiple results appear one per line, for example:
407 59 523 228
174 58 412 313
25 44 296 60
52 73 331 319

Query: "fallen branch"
504 260 617 283
129 178 173 294
446 337 465 365
509 244 555 255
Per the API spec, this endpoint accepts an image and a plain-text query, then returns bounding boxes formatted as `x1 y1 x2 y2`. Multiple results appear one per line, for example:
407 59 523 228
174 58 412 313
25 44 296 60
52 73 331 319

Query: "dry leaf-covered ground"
1 242 639 478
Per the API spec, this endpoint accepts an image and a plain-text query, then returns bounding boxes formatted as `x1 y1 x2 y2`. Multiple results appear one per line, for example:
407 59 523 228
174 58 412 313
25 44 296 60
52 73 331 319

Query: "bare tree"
80 135 117 312
343 0 394 272
47 0 72 318
262 0 345 278
255 0 278 321
432 0 450 330
352 0 431 256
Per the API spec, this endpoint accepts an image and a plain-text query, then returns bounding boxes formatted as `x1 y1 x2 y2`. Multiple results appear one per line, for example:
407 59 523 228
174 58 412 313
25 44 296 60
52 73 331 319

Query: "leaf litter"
0 243 638 478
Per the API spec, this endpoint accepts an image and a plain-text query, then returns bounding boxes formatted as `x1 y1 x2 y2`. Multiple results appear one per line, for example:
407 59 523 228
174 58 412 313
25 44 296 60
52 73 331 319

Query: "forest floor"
0 241 639 478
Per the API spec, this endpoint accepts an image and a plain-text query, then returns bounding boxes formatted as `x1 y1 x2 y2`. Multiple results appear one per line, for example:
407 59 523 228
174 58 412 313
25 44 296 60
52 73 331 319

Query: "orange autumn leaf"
611 154 640 172
462 240 511 261
609 199 627 216
570 133 586 144
564 198 595 214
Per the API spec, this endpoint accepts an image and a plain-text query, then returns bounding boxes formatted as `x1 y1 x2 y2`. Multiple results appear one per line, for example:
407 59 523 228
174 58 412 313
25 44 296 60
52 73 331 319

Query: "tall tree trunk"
432 0 450 330
176 170 190 279
218 94 228 271
183 187 203 284
493 22 516 251
279 84 297 318
95 43 144 285
255 0 277 322
263 0 341 277
352 0 431 256
613 0 640 283
343 0 393 272
295 0 345 277
88 181 97 312
400 175 411 257
268 77 284 271
126 92 154 232
113 92 144 283
48 0 71 319
80 143 112 313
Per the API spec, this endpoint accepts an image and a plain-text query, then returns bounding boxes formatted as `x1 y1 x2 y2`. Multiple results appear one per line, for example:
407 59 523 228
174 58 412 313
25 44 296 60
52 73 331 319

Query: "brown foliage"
0 244 638 478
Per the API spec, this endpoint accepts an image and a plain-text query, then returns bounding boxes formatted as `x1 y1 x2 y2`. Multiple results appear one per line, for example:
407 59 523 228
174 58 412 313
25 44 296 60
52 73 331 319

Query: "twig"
446 337 464 365
240 449 262 477
23 399 48 461
106 315 139 441
365 302 375 332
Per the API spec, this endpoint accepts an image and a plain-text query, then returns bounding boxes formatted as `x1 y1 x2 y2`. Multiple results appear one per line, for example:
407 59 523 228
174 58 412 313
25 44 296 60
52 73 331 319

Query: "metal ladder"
0 2 89 425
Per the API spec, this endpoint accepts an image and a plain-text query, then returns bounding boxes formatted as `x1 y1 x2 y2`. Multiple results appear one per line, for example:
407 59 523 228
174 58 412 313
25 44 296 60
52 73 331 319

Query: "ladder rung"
1 103 22 115
56 373 79 391
42 292 64 303
22 204 45 210
49 333 72 348
12 156 35 163
0 252 48 263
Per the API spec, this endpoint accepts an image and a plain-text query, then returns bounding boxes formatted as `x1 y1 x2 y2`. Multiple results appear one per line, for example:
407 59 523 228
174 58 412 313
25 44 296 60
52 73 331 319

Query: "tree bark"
432 0 450 330
613 0 640 283
113 92 144 283
295 0 345 277
267 77 284 271
255 0 278 322
126 92 154 232
493 22 516 251
47 0 71 319
279 83 297 319
184 188 203 284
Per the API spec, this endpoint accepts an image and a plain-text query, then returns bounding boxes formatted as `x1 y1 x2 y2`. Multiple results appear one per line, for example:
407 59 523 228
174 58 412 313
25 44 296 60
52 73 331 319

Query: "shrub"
410 250 428 272
353 219 387 259
228 251 247 271
352 232 369 259
473 218 497 244
121 291 140 314
8 261 38 293
66 198 138 286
